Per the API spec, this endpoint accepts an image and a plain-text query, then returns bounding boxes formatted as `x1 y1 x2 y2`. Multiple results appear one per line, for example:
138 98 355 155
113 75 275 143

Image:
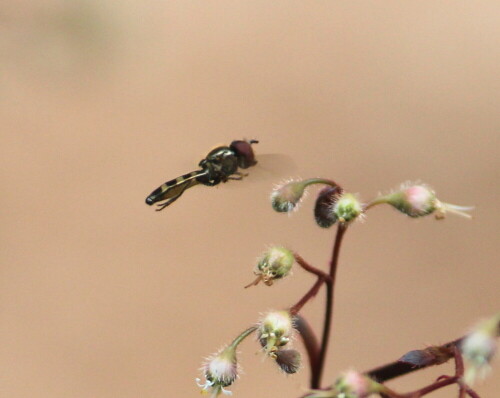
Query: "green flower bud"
333 193 362 223
258 310 294 357
461 313 499 385
271 178 340 213
271 179 310 213
245 247 295 288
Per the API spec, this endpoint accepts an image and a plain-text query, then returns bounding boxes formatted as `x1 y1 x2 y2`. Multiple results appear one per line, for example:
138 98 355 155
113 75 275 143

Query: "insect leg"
201 179 220 186
154 181 193 211
227 171 249 181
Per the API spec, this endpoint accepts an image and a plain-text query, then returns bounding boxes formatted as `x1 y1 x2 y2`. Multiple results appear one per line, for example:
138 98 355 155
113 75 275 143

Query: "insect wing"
145 170 206 210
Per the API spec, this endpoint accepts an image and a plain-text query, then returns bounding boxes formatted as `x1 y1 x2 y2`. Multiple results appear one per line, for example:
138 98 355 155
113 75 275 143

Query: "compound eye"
230 140 258 169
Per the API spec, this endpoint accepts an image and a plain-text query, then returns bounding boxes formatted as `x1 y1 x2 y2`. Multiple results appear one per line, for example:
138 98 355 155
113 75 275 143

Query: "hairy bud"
245 247 295 288
333 193 362 223
314 186 342 228
461 313 500 385
271 178 341 213
197 346 238 397
196 327 256 397
271 179 310 213
258 310 294 357
306 370 383 398
372 183 473 220
275 349 302 374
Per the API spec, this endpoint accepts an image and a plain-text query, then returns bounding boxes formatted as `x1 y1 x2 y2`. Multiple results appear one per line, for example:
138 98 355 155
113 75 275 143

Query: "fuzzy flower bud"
245 247 295 288
306 371 383 398
258 310 294 357
271 179 310 213
271 178 339 213
197 327 256 397
333 193 362 223
373 183 473 219
197 346 238 397
461 313 499 385
384 184 436 217
275 349 302 374
334 371 382 397
314 186 342 228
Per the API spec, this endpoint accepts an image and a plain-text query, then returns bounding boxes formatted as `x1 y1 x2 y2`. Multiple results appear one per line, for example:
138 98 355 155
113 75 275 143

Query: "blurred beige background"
1 1 499 397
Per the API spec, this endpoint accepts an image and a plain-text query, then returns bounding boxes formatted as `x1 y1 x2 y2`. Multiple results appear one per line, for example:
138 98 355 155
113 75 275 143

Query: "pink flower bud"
373 183 473 219
386 184 437 217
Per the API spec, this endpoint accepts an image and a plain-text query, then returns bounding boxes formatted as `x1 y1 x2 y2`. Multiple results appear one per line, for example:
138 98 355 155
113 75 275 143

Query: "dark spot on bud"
399 349 434 367
399 346 451 367
275 349 301 374
314 186 342 228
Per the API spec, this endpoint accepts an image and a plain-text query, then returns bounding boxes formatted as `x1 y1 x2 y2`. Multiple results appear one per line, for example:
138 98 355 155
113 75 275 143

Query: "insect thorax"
200 146 239 183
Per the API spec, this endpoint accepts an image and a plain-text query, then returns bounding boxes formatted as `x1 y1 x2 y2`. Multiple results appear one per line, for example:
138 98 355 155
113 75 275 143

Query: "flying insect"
145 139 258 211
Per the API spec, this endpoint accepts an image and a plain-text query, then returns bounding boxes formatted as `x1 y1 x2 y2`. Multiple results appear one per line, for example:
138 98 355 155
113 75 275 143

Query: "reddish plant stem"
363 339 484 398
454 345 465 376
311 223 347 389
453 345 467 398
302 324 494 398
366 338 462 382
294 253 331 281
463 386 481 398
290 277 324 315
294 315 321 386
402 376 458 397
289 253 331 385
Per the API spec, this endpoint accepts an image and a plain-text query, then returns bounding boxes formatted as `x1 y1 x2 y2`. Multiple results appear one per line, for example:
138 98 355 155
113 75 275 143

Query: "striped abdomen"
145 171 203 206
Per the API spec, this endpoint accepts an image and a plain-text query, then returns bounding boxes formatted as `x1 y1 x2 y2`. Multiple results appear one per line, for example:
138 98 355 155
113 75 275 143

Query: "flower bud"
373 183 473 219
275 349 302 374
383 184 436 218
197 327 256 397
197 346 238 397
334 370 382 397
258 310 294 357
314 186 342 228
271 178 340 213
333 193 362 223
461 313 499 385
245 247 295 288
305 371 383 398
271 179 310 213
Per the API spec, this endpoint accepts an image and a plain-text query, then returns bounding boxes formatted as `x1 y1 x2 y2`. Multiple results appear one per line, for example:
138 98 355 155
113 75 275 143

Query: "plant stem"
290 277 324 315
229 326 257 349
294 253 331 280
295 315 321 386
311 223 347 389
402 376 458 397
365 339 462 382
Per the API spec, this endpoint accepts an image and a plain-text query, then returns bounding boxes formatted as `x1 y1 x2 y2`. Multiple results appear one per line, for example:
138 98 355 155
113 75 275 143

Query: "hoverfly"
145 139 258 211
